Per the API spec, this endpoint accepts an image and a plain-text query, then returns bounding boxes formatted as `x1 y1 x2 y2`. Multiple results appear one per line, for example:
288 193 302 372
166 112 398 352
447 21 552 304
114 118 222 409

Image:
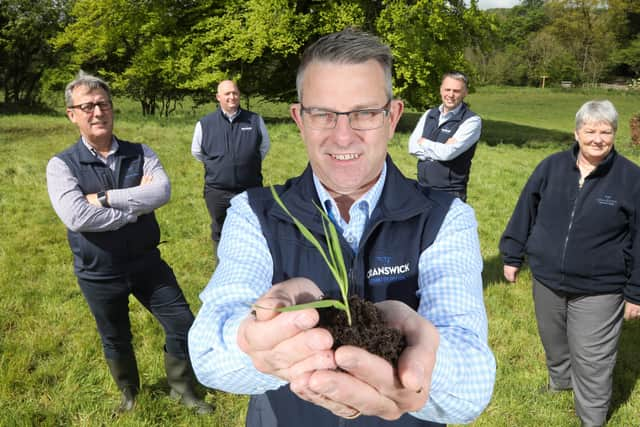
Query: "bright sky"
468 0 520 9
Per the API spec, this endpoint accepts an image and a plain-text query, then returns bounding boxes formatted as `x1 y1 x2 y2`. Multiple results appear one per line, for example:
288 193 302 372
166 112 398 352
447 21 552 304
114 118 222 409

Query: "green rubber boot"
164 352 214 414
106 355 140 413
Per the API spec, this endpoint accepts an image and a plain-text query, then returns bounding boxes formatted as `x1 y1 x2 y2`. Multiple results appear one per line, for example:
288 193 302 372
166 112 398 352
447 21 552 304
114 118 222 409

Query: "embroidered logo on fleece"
596 195 617 206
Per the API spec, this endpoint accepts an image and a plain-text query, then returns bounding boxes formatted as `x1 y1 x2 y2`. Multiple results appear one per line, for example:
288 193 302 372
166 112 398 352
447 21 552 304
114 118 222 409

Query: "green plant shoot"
269 186 352 326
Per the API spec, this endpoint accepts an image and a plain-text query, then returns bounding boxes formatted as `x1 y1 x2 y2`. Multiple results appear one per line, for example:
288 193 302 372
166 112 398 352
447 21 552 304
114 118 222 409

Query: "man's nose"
333 114 355 141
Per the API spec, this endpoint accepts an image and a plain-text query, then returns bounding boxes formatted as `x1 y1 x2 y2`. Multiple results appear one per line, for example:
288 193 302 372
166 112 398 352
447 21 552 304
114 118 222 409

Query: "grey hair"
442 71 469 90
296 28 393 102
64 71 112 107
575 100 618 132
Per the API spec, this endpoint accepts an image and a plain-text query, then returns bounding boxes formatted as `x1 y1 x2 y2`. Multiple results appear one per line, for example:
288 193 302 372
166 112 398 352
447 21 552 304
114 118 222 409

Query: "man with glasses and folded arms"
46 71 213 415
189 29 495 427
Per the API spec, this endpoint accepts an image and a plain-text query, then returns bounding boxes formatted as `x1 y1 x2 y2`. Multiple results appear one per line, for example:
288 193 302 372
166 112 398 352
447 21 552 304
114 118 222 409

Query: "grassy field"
2 86 640 426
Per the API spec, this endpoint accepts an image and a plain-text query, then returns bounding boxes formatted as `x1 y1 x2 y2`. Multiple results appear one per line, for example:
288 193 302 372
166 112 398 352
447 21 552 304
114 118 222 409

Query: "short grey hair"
296 28 393 102
65 71 112 107
442 71 469 90
575 100 618 132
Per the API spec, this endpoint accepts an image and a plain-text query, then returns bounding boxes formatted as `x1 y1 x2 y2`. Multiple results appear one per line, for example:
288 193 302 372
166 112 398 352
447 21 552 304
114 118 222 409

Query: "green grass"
2 86 640 425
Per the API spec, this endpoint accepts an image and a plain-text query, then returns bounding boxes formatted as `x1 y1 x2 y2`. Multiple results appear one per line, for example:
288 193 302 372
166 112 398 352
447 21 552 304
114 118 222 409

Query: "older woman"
500 100 640 427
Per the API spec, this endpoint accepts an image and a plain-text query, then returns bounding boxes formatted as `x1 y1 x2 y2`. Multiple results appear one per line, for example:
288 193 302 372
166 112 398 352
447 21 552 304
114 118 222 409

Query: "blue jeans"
77 258 194 360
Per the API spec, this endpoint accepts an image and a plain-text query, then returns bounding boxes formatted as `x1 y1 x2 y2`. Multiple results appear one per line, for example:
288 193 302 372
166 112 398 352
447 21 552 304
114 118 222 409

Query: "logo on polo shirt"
240 126 253 131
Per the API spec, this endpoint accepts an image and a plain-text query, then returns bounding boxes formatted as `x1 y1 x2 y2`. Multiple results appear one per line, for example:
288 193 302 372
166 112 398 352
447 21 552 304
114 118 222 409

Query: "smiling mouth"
332 153 360 161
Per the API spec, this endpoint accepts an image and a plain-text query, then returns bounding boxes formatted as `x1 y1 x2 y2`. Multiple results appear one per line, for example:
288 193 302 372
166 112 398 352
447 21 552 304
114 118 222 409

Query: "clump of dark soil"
318 295 406 366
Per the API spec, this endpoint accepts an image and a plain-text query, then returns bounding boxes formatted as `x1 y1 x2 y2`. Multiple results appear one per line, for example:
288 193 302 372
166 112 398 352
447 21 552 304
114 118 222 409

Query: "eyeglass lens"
75 102 112 113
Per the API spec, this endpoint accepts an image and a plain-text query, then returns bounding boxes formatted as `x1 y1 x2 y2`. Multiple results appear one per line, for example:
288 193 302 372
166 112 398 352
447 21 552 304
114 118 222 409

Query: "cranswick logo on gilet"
367 256 411 283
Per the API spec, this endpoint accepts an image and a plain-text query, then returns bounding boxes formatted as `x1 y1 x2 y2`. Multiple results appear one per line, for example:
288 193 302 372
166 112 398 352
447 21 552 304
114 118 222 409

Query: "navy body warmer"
245 157 452 427
56 139 160 279
200 108 263 191
417 103 478 193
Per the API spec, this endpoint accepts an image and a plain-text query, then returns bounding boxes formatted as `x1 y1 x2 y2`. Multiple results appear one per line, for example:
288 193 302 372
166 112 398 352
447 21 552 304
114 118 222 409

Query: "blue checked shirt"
188 164 495 424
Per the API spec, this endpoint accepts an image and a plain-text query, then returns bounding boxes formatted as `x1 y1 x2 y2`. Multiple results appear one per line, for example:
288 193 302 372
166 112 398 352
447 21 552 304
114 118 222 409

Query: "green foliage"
470 0 640 87
53 0 211 115
0 0 71 105
177 0 311 103
378 0 477 109
612 35 640 77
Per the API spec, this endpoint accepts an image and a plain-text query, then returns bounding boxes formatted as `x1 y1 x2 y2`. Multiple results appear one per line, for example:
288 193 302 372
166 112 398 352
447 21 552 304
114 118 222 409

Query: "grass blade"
270 186 352 325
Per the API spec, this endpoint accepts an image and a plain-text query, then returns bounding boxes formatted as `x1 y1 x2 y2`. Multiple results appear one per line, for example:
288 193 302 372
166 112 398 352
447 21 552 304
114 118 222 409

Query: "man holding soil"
189 29 495 426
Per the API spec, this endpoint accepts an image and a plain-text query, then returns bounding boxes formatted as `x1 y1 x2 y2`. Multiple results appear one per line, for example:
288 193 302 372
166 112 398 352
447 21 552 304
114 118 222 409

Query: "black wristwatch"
97 191 109 207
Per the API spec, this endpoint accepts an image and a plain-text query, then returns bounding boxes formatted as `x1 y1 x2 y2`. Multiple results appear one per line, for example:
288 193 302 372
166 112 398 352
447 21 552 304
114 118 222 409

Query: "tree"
612 35 640 77
0 0 71 105
53 0 219 115
378 0 490 109
544 0 614 85
466 0 548 86
606 0 640 77
50 0 494 113
176 0 370 105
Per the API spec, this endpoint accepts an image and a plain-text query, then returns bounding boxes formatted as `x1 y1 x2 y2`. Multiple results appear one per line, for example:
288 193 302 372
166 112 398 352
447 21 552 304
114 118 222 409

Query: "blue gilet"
416 103 477 193
200 108 263 191
245 157 452 427
56 139 161 279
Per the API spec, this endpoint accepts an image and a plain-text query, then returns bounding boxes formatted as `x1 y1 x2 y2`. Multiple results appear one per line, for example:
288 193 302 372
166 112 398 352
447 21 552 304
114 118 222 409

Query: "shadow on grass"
481 254 525 289
0 102 58 116
398 111 574 147
263 116 294 125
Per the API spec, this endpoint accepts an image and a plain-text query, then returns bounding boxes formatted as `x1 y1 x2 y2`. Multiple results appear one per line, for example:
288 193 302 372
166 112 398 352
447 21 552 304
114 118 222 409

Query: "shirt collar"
439 102 463 117
222 108 241 122
82 136 118 160
312 162 387 223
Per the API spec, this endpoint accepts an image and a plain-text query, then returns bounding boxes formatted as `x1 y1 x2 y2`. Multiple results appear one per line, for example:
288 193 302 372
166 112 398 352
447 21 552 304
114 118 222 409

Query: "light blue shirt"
408 103 482 162
188 166 495 424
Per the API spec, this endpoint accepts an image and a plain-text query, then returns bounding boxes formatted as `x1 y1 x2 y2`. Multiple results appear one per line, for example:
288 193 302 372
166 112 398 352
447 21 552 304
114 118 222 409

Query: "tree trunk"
630 114 640 146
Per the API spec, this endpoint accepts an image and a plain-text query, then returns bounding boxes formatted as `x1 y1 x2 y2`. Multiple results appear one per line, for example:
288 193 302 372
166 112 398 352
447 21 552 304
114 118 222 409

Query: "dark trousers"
204 186 241 242
77 258 194 360
533 278 623 426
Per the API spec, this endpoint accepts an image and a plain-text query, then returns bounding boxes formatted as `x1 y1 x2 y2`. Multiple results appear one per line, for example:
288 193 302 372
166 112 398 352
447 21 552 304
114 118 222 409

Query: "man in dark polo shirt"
191 80 270 248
